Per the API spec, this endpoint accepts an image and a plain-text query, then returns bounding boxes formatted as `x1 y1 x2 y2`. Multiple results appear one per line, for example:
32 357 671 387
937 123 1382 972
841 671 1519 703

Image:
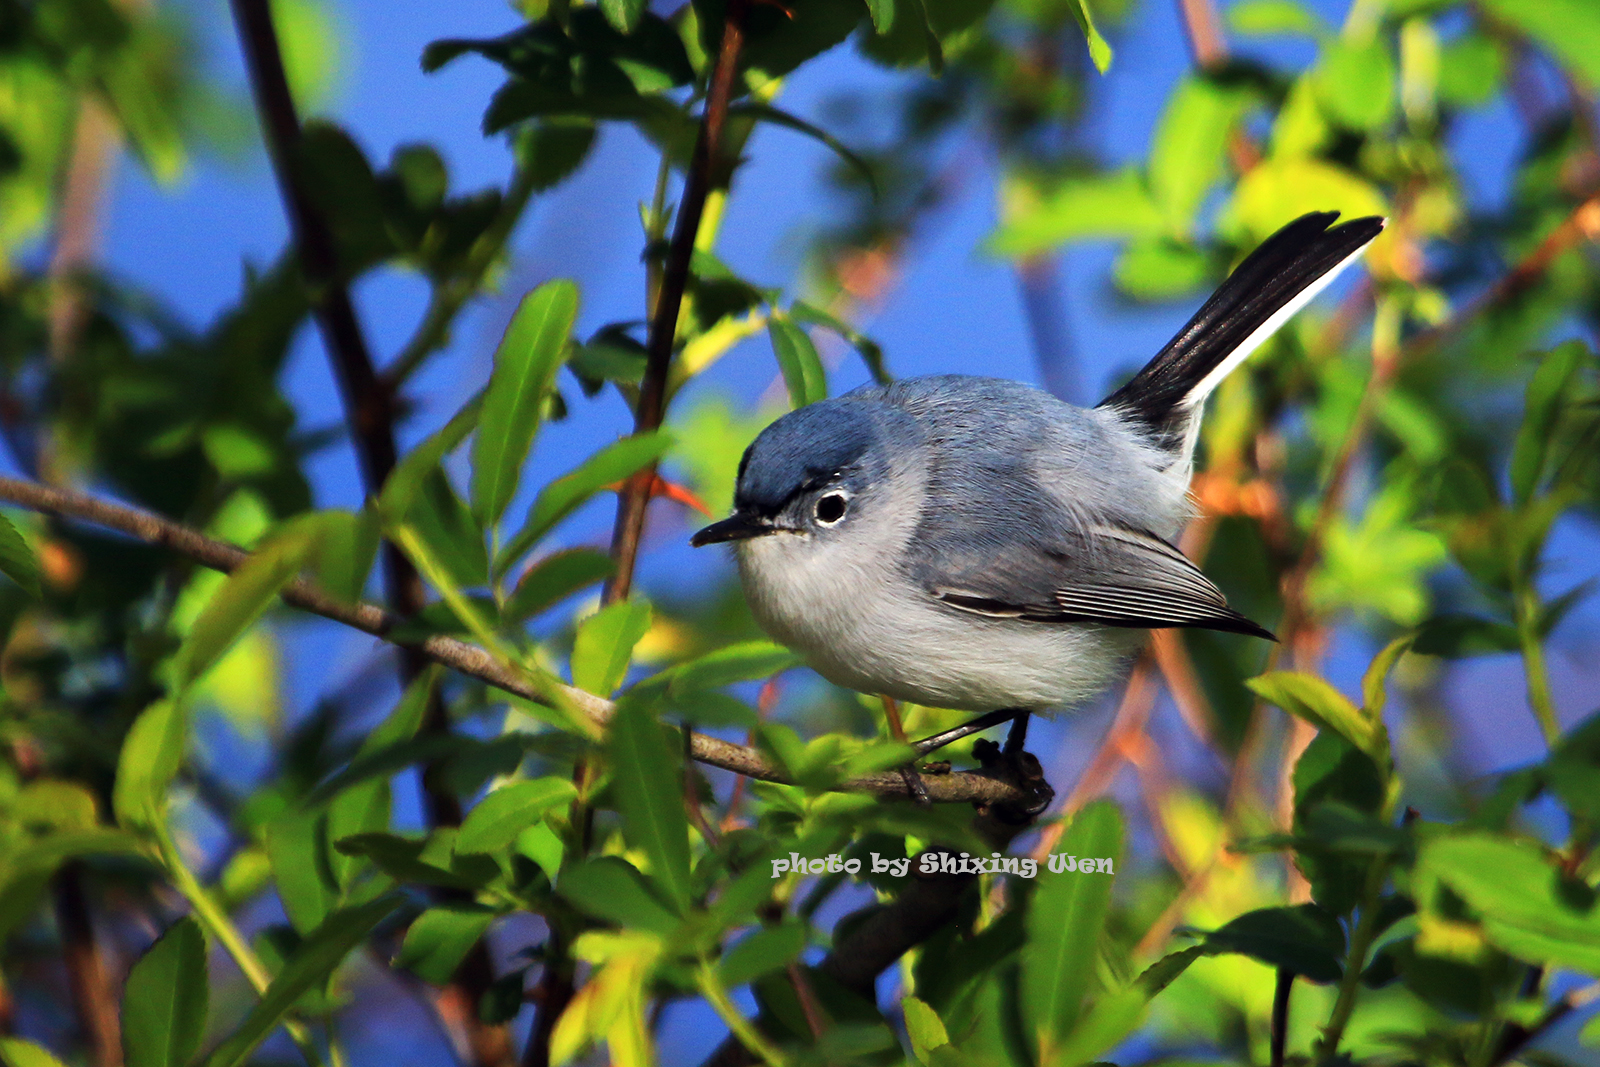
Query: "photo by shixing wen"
0 0 1598 1065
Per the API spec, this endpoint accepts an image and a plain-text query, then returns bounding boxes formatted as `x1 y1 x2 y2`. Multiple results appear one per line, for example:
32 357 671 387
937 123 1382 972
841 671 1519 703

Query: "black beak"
690 511 773 547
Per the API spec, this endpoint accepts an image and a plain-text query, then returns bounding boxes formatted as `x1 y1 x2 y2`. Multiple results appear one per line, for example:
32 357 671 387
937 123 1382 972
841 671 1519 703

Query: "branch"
604 0 750 604
230 5 509 1059
0 476 1030 808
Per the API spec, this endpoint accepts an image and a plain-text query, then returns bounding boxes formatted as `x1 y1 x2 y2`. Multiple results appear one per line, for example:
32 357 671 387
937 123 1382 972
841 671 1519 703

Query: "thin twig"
0 476 1029 807
1271 969 1293 1067
604 0 750 604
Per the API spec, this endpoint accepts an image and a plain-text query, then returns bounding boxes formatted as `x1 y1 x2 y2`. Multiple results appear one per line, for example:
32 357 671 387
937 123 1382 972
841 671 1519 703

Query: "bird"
690 211 1385 763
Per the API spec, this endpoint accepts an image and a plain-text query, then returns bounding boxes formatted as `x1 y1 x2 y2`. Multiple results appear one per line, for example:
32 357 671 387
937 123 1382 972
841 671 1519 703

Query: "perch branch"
0 476 1030 808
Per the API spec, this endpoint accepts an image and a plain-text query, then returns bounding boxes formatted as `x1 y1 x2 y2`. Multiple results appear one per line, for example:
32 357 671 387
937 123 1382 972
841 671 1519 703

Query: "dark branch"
604 0 750 604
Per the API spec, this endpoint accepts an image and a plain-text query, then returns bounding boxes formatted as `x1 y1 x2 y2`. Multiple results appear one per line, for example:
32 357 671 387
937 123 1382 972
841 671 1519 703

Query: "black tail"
1099 211 1385 457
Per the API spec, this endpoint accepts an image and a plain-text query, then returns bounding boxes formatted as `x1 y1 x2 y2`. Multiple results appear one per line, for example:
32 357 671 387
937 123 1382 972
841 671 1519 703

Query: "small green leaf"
0 1039 70 1067
902 995 951 1062
113 700 188 830
990 168 1164 259
1022 799 1124 1053
456 778 578 855
1315 37 1397 131
666 641 801 696
572 599 653 697
266 809 338 935
864 0 895 33
515 821 565 882
1051 947 1203 1064
471 279 580 527
1510 341 1588 504
505 549 615 623
1149 76 1255 231
379 391 483 522
599 0 646 32
608 688 693 913
0 512 41 598
1248 671 1386 763
204 896 400 1067
1202 905 1345 982
394 904 498 985
497 430 672 574
1227 0 1325 37
173 526 320 692
1361 634 1414 718
558 856 682 936
1068 0 1112 72
768 318 827 409
123 918 209 1067
718 923 807 988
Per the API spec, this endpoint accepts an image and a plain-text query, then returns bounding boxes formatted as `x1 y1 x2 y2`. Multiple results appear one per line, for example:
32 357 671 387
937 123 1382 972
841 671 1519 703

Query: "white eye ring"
814 492 848 526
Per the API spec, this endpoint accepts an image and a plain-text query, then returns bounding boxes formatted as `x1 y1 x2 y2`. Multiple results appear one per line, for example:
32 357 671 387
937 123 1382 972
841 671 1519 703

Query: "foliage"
1 0 1599 1066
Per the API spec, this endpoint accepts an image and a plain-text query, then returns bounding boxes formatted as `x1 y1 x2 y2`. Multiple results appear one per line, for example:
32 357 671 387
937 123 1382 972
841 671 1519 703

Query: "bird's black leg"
912 708 1029 757
1004 710 1031 756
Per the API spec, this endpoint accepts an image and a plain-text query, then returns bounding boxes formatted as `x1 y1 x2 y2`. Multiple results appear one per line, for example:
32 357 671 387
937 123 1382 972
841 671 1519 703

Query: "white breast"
733 507 1144 715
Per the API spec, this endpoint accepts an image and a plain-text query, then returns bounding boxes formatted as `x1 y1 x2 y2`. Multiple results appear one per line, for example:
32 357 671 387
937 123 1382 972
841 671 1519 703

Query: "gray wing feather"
917 521 1274 640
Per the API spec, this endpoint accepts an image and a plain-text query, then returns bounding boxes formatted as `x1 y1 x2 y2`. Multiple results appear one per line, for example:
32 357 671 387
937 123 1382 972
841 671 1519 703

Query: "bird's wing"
920 522 1275 639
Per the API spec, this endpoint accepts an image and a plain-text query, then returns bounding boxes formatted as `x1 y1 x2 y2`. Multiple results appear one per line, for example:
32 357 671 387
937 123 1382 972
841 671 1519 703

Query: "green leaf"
1315 37 1397 131
1114 238 1212 300
335 830 500 891
1248 671 1386 763
1478 0 1600 89
123 918 209 1067
173 525 320 692
505 548 615 623
1227 156 1387 242
497 430 672 574
600 0 646 33
113 700 188 830
1149 76 1255 231
0 512 41 598
1022 799 1124 1054
558 856 682 936
204 896 399 1067
768 318 827 409
864 0 896 33
1227 0 1325 36
1067 0 1112 72
471 279 580 527
727 103 878 197
991 168 1164 259
608 688 693 913
789 301 889 384
1202 905 1346 982
572 599 653 697
378 391 483 522
1413 614 1521 658
717 923 807 987
1419 833 1600 973
0 1039 70 1067
394 904 498 985
515 821 566 882
1051 947 1203 1064
1361 634 1414 718
1511 341 1589 504
455 778 578 855
902 995 955 1062
266 809 338 935
665 641 801 696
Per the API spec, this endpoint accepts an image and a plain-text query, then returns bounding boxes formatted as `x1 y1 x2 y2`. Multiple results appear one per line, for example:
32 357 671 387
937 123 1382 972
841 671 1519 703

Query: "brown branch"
604 0 750 605
53 862 122 1067
229 5 509 1061
1175 0 1228 71
0 476 1029 808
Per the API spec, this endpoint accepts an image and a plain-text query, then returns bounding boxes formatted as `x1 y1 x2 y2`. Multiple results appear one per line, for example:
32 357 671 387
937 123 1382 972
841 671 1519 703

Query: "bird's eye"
814 493 848 526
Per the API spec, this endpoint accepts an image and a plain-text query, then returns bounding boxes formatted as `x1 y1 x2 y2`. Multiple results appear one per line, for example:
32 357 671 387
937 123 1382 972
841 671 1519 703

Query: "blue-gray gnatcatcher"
691 212 1385 760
